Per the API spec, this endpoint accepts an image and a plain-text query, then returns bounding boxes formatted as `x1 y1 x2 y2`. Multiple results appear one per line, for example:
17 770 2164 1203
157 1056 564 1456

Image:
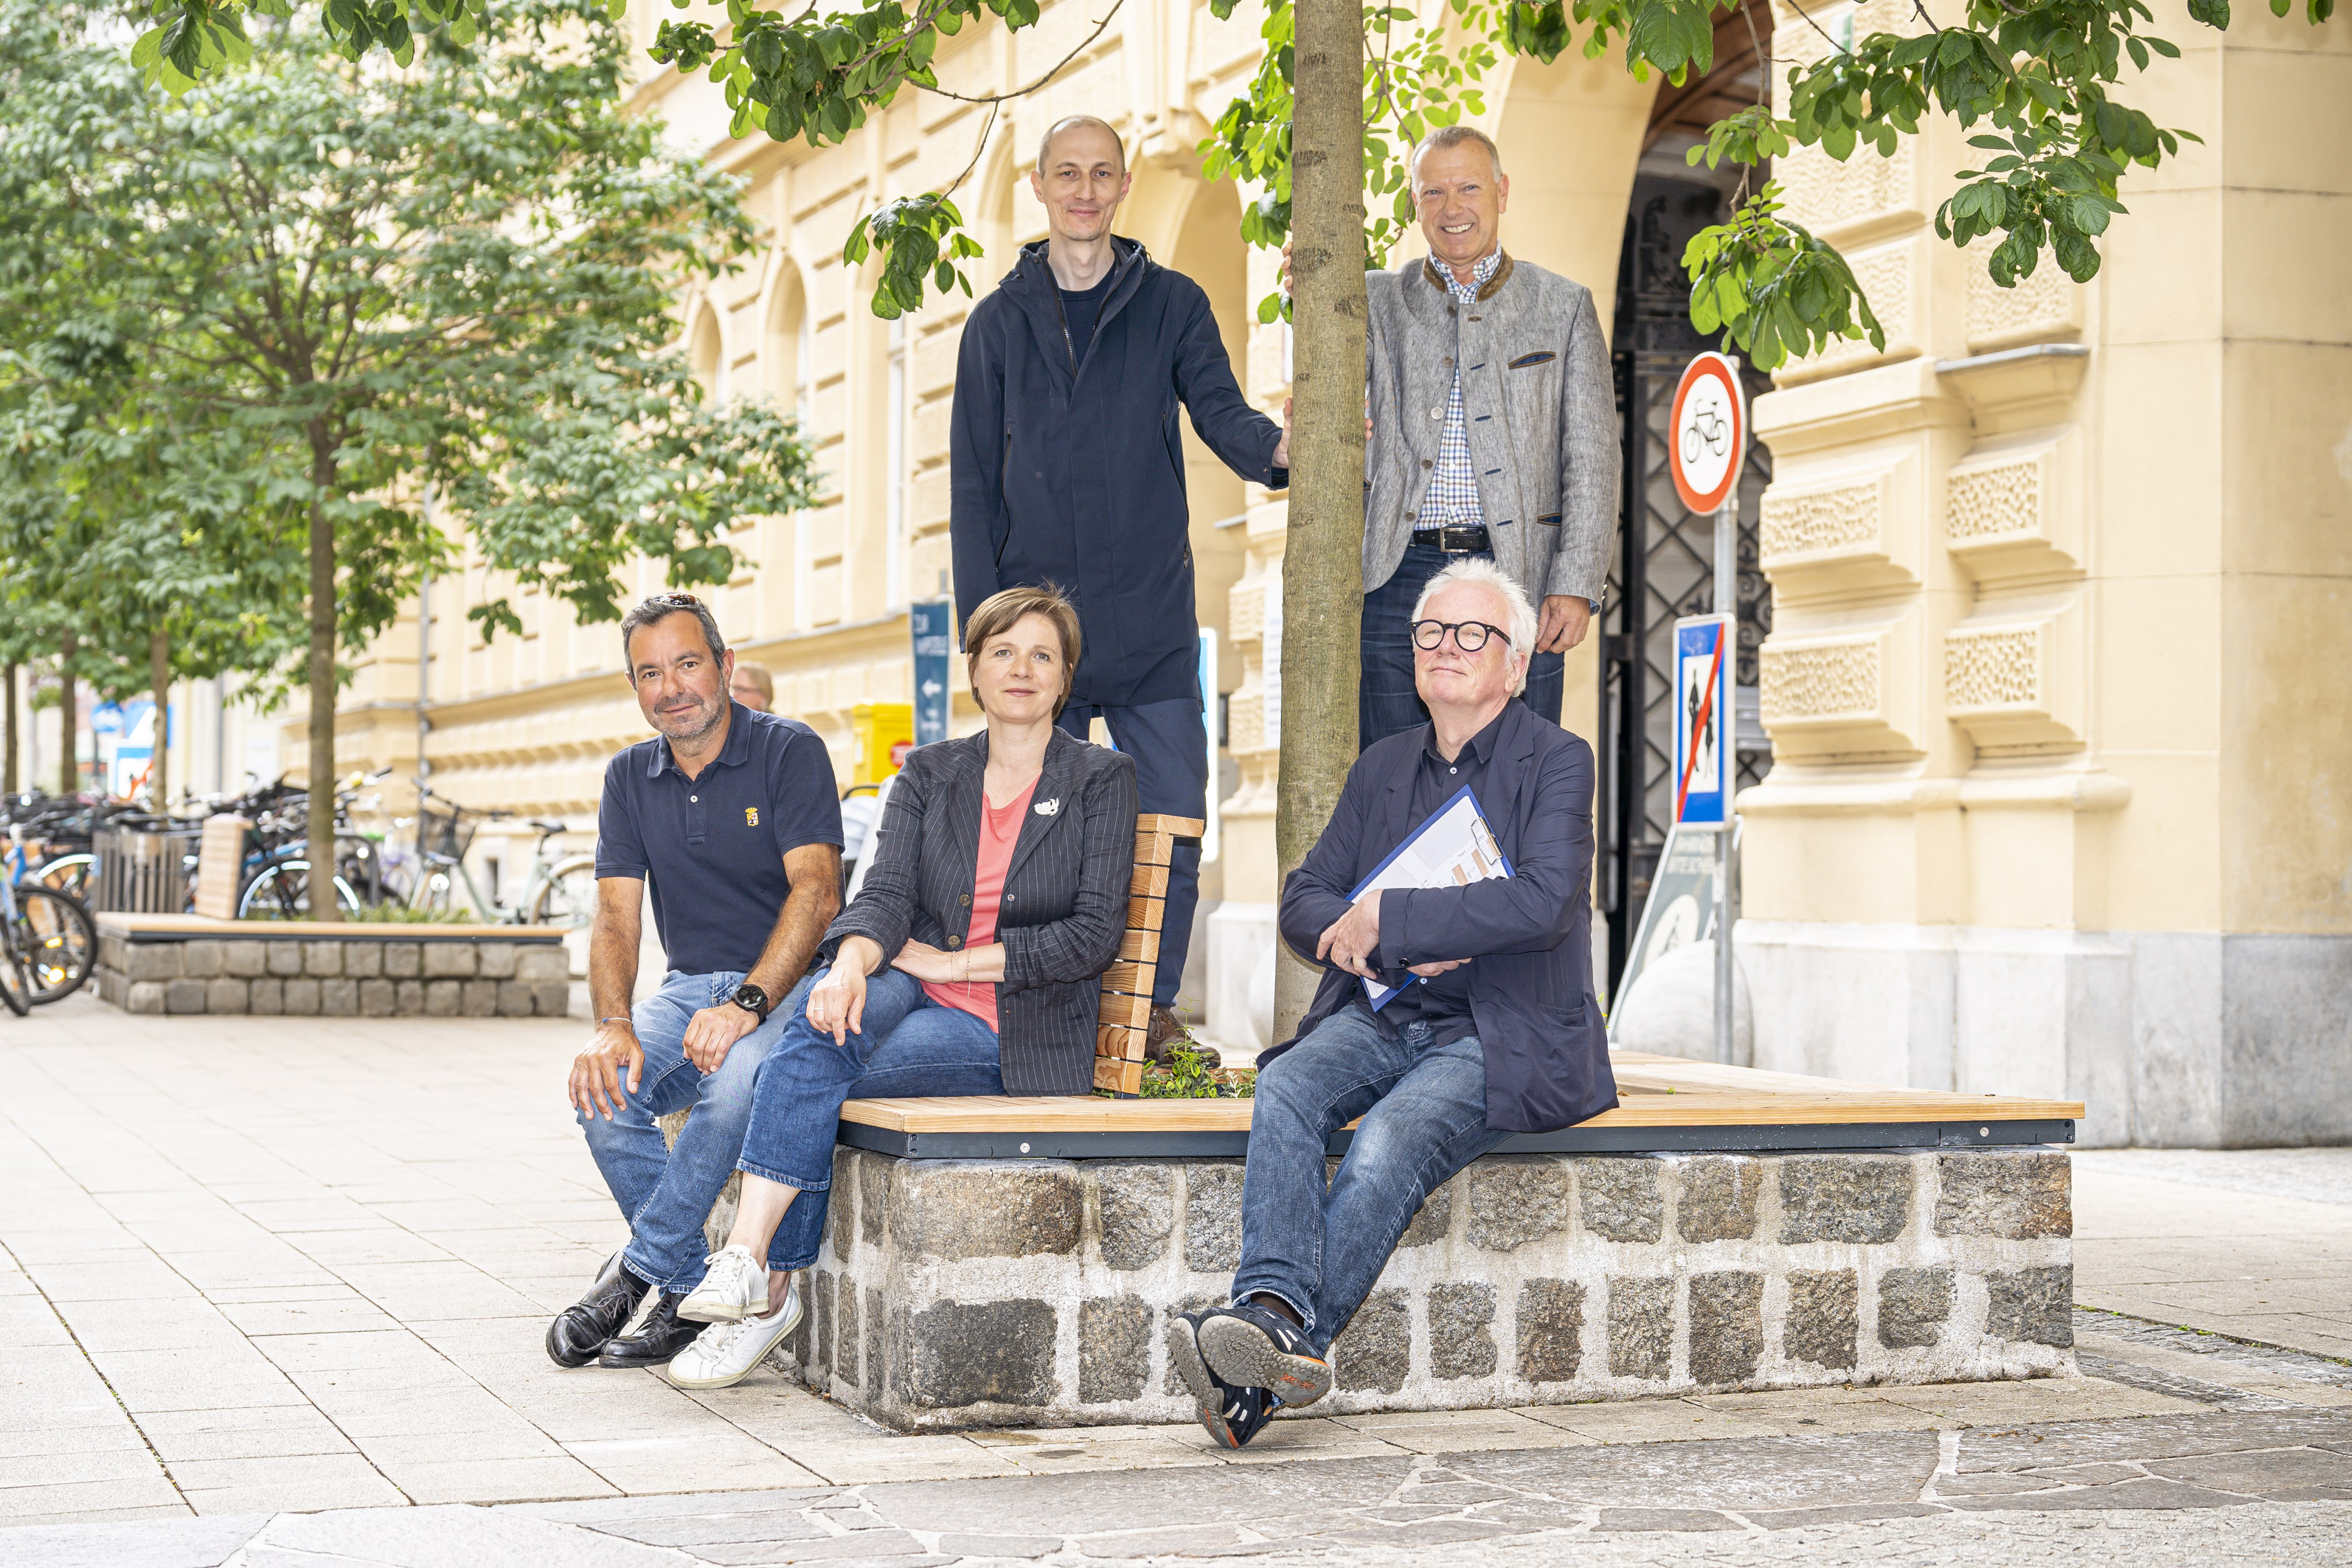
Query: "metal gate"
1598 172 1775 994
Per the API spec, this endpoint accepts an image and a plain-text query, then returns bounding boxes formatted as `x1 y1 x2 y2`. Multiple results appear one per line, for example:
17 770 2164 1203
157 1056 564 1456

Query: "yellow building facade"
289 0 2348 1145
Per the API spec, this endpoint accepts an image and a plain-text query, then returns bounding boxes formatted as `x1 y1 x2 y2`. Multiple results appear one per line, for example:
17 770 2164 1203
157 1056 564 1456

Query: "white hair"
1411 558 1538 695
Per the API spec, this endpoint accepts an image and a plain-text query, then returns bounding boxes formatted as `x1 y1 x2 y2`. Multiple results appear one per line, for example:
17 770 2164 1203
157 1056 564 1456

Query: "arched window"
689 302 723 399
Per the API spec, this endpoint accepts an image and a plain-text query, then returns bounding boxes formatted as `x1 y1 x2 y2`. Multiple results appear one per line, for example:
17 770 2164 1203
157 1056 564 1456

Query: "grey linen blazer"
1364 252 1620 605
818 726 1139 1095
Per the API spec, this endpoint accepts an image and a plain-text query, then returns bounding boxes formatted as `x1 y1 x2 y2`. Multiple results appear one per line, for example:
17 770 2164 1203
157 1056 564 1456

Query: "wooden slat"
192 815 246 921
1136 814 1205 838
1099 990 1154 1030
1099 960 1154 999
837 1078 2086 1134
1134 829 1178 868
1129 862 1170 899
1092 1057 1144 1095
1126 894 1165 932
1097 1023 1146 1061
1116 927 1161 965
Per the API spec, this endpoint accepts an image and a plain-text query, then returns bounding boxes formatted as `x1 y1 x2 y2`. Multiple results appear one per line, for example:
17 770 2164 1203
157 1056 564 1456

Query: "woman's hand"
892 940 954 984
807 937 882 1044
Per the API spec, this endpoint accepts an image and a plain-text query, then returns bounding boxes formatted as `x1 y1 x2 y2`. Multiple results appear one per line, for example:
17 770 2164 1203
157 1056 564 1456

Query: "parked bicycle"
1 823 97 1013
235 768 395 919
407 783 597 929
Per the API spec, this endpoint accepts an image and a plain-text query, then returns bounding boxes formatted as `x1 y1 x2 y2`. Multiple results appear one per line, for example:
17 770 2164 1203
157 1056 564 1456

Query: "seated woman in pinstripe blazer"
660 584 1140 1388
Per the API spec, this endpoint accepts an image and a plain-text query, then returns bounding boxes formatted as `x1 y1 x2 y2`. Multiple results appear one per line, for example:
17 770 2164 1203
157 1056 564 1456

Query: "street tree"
4 0 817 907
103 0 2331 970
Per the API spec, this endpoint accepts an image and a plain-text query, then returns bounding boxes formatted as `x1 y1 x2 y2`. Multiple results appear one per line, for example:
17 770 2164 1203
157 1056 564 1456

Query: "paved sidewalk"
4 993 2349 1565
2072 1149 2352 1360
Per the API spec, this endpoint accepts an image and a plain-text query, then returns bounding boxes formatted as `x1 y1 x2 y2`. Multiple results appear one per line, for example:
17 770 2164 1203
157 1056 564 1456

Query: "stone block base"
777 1145 2074 1432
94 926 572 1018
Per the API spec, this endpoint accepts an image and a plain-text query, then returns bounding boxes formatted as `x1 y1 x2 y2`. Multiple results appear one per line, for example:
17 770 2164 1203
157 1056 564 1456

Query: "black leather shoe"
597 1292 702 1369
546 1252 651 1369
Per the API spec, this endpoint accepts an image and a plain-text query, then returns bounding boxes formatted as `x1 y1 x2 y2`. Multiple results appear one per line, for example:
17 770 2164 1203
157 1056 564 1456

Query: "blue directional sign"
1673 614 1734 827
910 599 953 746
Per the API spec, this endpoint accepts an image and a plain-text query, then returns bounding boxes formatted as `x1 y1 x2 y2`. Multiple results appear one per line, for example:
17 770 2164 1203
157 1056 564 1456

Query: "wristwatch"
728 982 771 1024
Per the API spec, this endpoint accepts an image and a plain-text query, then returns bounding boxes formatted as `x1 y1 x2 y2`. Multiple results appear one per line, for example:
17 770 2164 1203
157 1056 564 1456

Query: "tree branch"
920 0 1126 105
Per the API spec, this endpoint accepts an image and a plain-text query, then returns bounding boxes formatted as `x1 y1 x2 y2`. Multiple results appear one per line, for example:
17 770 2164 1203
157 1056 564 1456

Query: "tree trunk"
1272 0 1368 1044
306 428 342 921
58 630 78 797
4 662 17 797
150 628 170 813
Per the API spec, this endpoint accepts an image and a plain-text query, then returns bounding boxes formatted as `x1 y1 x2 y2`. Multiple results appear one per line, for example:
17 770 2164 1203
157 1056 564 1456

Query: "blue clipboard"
1345 784 1514 1009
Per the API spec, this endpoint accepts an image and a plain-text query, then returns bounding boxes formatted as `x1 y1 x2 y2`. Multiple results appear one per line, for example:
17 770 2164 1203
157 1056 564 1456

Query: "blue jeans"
740 965 1005 1272
1232 1004 1509 1353
1058 695 1206 1008
577 968 813 1294
1360 539 1565 750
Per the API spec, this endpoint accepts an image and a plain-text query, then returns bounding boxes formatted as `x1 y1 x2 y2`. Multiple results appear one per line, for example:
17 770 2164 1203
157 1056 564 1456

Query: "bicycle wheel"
528 856 600 929
237 858 360 920
33 853 94 899
0 913 30 1017
11 885 95 1004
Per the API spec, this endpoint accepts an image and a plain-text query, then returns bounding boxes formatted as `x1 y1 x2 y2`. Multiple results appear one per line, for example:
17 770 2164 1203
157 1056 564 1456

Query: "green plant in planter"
1142 1042 1256 1100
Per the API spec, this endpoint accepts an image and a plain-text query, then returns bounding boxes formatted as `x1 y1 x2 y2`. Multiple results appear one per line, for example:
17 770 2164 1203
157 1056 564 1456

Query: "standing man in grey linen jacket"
1358 124 1620 748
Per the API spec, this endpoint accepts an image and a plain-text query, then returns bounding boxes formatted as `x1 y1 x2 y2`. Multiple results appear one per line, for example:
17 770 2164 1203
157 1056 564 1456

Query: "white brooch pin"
1034 798 1061 816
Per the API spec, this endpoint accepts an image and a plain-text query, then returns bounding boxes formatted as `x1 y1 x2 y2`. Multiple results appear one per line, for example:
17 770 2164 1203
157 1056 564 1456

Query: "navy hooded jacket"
950 237 1286 708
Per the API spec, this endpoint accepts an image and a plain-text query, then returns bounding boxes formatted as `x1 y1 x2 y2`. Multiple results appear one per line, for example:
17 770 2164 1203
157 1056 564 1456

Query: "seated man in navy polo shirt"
546 594 844 1372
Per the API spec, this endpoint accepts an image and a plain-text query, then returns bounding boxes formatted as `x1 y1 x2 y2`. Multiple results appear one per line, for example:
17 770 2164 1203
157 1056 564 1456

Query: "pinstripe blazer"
819 726 1139 1095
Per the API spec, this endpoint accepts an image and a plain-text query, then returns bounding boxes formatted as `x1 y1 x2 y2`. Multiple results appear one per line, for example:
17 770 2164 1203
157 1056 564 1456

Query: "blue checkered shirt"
1417 248 1503 531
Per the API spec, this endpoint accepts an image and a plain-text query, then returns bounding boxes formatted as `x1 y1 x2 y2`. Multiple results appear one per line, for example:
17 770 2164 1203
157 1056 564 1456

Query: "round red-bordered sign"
1668 352 1747 515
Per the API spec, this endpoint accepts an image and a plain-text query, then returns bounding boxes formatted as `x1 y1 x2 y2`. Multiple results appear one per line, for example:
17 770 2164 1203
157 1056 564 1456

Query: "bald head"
1035 115 1125 176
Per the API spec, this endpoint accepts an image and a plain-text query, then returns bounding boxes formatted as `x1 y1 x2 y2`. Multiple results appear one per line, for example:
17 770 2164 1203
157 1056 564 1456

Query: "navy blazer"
1271 701 1617 1134
821 728 1139 1095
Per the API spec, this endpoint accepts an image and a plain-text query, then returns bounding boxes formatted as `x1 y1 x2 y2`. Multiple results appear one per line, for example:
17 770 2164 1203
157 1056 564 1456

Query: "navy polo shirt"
594 702 843 976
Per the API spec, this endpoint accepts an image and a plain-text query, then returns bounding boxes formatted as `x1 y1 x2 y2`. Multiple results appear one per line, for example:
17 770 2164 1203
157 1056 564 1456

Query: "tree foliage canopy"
1 0 816 674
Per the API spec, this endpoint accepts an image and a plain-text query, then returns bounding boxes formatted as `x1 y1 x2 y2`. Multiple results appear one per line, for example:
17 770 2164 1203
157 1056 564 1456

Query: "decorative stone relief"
1940 597 2084 754
1775 138 1918 236
1944 628 2041 712
1225 689 1266 754
1762 480 1879 560
1760 641 1881 723
1227 579 1266 644
1786 240 1914 380
1964 235 2083 353
1943 429 2084 581
1947 459 2040 545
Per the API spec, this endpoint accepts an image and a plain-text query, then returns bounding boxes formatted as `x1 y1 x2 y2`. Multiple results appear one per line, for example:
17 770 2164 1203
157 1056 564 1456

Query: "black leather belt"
1415 524 1491 553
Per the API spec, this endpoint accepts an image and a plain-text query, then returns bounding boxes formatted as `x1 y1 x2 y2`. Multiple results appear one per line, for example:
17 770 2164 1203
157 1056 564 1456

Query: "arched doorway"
1599 1 1777 990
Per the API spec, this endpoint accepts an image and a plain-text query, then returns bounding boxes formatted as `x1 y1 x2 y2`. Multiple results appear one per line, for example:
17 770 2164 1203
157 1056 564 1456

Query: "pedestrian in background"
730 660 774 712
951 114 1289 1053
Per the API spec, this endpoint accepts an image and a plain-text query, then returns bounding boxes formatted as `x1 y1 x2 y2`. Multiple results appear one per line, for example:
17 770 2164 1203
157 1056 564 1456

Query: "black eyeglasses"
1410 618 1510 653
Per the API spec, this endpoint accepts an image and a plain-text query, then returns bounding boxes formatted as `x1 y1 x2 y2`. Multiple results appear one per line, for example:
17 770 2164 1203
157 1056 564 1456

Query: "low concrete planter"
780 1145 2073 1432
93 915 572 1018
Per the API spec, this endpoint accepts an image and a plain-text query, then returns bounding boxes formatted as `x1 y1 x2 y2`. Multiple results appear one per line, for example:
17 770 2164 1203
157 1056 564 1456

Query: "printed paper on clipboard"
1346 784 1513 1009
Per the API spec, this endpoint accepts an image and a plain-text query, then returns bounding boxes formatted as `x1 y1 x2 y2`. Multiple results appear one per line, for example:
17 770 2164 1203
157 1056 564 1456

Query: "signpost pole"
1709 364 1743 1068
1713 497 1737 1067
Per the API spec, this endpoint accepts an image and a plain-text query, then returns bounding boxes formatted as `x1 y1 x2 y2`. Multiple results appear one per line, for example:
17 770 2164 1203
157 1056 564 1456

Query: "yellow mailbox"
850 702 915 785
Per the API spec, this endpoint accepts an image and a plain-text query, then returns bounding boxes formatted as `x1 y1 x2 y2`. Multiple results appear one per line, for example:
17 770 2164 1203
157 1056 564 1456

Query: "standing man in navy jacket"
951 114 1290 1052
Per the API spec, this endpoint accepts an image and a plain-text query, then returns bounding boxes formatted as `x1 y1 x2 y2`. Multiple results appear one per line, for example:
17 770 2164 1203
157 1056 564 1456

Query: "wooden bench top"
97 913 566 943
838 1052 2085 1159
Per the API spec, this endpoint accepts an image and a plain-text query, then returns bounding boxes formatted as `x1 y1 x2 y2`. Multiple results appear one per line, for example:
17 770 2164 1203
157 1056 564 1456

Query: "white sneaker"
667 1279 803 1390
677 1244 767 1323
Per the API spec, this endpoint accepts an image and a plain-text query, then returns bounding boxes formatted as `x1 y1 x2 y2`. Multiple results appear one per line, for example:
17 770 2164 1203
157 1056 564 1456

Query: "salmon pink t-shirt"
920 774 1038 1030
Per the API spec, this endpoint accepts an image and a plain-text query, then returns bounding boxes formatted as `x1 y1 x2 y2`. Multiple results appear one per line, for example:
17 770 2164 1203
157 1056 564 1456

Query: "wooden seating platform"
839 1052 2084 1159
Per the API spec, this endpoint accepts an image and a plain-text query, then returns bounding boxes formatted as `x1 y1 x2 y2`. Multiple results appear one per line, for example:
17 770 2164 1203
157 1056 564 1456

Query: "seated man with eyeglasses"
1168 557 1616 1447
